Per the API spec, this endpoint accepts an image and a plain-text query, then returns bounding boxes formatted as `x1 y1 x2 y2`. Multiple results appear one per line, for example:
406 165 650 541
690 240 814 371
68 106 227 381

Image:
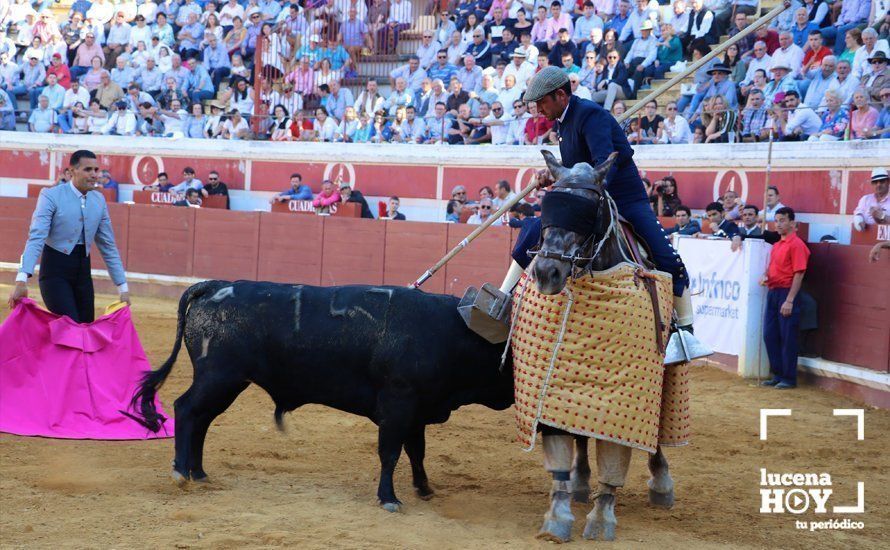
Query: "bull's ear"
541 150 569 182
593 152 619 185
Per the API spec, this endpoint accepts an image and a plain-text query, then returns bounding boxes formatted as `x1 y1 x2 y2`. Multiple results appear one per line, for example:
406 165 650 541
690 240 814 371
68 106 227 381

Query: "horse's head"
532 150 618 295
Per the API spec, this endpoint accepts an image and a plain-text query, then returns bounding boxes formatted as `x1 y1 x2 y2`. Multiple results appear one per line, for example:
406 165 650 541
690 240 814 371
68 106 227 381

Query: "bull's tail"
130 281 222 432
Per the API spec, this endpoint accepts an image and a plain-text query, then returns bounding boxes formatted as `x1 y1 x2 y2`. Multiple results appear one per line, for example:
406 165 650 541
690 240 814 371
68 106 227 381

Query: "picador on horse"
482 66 707 542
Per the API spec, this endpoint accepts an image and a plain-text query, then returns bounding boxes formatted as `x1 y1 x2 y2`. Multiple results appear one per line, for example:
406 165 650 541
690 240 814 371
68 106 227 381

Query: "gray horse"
530 151 676 542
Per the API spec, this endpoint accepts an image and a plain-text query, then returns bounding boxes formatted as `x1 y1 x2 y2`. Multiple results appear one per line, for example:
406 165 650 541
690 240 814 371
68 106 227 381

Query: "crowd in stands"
0 0 887 142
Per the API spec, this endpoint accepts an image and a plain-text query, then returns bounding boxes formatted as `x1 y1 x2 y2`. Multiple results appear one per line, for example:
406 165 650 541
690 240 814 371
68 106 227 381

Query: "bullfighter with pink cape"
0 299 174 440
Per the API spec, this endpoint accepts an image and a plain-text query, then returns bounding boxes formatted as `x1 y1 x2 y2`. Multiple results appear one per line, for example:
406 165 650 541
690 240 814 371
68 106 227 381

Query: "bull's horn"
541 150 569 182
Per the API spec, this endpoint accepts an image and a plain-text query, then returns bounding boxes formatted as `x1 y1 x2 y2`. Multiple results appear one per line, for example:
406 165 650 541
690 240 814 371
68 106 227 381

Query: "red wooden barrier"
256 213 324 285
807 243 889 372
193 209 260 281
270 200 361 217
0 197 37 263
444 224 511 297
126 205 196 276
383 221 448 293
321 217 385 286
132 190 227 209
850 224 889 245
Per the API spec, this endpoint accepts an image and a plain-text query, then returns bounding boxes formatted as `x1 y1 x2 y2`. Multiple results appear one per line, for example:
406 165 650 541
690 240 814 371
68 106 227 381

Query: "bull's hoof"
415 486 435 501
381 501 402 513
583 494 617 541
192 474 210 484
648 488 675 509
573 489 590 504
536 519 573 543
171 469 189 488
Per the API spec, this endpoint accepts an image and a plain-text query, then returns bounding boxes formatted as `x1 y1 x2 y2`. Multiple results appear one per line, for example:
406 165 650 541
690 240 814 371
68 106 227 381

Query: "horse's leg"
536 429 575 543
582 439 632 541
571 436 591 503
647 445 675 508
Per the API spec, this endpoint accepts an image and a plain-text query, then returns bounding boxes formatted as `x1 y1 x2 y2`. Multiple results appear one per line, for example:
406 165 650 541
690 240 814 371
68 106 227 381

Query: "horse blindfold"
540 191 603 237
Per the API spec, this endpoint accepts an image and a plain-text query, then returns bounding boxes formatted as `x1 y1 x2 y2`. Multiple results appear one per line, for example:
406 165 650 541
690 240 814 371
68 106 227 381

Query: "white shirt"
770 44 805 78
129 25 153 48
497 86 523 116
504 60 536 91
509 113 530 144
103 110 137 135
219 2 245 26
485 114 511 145
660 115 693 144
63 87 91 109
314 116 338 141
572 86 592 101
743 55 772 86
786 105 822 135
826 75 858 106
223 117 249 139
851 40 890 80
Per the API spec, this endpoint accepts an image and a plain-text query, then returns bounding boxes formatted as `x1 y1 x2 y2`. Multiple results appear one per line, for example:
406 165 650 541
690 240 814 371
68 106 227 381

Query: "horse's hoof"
573 489 590 504
381 501 402 513
171 470 188 488
582 518 616 541
648 488 675 509
583 493 617 541
536 519 572 543
192 475 210 484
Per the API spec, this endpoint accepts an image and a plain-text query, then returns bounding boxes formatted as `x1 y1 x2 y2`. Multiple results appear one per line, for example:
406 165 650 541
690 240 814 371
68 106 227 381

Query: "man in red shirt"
760 207 810 389
800 31 830 76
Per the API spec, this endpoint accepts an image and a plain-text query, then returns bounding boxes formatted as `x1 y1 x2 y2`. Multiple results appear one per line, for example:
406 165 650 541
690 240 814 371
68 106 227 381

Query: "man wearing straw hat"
517 66 694 327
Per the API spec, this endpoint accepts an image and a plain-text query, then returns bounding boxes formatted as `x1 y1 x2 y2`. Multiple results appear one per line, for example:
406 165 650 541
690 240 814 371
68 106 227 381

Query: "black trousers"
38 245 95 323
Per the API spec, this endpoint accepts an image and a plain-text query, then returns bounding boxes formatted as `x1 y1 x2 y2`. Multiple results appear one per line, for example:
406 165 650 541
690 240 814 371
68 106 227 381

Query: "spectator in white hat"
852 168 889 230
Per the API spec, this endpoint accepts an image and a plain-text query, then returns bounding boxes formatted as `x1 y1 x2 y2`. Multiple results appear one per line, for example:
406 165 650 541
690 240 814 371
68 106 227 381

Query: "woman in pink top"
849 88 878 139
81 57 108 91
312 179 341 212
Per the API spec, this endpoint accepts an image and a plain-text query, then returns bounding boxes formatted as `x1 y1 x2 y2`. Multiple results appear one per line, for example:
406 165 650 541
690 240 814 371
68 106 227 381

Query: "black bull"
133 280 514 510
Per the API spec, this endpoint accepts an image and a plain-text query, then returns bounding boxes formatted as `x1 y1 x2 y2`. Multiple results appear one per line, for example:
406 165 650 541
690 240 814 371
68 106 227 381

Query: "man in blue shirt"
28 95 57 132
203 33 231 89
427 49 458 85
665 206 702 235
188 59 215 103
272 173 314 203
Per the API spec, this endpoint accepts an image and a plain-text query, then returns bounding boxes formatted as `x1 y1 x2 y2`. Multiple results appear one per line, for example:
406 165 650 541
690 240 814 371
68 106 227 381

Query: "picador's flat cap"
522 66 569 103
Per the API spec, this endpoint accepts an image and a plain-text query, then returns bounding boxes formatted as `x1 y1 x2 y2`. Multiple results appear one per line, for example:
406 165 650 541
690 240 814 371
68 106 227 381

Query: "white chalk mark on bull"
368 287 394 299
210 286 234 302
199 335 211 359
293 285 303 332
330 303 377 321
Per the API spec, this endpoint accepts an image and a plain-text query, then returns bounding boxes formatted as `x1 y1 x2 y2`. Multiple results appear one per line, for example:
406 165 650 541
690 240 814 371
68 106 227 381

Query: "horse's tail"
129 281 222 432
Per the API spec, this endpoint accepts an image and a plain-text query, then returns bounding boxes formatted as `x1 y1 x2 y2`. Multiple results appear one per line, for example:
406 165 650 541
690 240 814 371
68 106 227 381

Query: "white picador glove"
500 260 525 294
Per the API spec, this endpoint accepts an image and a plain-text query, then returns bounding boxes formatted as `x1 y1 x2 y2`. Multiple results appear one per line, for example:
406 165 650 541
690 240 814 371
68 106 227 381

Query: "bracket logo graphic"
758 409 865 529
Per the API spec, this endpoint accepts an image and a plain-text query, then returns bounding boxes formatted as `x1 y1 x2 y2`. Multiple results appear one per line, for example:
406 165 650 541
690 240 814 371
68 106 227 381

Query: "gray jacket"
18 183 127 286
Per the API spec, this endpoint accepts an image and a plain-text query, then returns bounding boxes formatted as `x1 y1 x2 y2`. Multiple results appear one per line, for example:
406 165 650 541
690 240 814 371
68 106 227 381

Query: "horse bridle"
527 184 614 273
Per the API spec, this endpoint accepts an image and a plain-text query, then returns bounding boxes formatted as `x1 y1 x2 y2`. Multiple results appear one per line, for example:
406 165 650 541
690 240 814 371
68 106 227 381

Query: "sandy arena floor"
0 286 888 549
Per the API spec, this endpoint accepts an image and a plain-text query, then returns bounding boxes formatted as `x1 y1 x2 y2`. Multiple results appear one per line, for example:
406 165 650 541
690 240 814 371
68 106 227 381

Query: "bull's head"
532 151 618 295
